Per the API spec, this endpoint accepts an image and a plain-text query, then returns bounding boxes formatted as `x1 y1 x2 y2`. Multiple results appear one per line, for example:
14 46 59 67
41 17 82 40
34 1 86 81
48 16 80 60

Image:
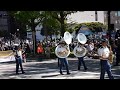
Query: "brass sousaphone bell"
73 33 87 57
55 31 72 58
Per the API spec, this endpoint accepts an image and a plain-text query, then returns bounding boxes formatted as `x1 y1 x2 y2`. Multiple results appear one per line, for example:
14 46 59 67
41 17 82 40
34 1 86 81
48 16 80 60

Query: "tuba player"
76 42 88 71
57 40 70 75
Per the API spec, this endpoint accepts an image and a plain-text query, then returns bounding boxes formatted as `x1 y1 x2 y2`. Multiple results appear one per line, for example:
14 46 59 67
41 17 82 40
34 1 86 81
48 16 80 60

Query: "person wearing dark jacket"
114 39 120 66
115 30 120 45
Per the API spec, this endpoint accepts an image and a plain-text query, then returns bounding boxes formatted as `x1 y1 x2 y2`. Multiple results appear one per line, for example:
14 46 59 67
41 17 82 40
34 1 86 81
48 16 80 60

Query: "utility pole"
95 11 98 21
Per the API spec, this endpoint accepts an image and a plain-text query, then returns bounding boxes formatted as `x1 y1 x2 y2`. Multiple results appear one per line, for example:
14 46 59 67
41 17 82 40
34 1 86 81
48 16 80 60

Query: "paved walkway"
0 58 120 79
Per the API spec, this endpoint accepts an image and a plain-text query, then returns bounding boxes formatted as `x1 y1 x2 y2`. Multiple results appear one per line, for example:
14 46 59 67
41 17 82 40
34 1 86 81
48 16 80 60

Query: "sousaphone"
55 31 72 58
73 33 87 57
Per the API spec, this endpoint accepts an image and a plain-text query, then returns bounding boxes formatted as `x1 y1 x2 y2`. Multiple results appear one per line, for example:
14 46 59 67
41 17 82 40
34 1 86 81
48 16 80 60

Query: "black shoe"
85 68 88 71
60 72 63 75
113 64 119 66
16 73 19 75
22 72 25 74
67 72 71 75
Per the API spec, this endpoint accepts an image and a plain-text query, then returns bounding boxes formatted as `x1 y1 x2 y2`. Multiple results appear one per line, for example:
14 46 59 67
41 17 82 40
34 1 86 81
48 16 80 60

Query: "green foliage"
9 11 77 36
48 11 77 36
66 23 79 33
50 46 56 53
39 11 77 36
74 22 107 32
9 11 44 28
40 11 61 36
9 11 44 54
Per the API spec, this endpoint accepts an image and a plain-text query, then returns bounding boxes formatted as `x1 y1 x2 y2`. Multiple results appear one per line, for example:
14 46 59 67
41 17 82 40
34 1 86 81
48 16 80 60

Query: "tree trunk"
60 11 65 37
31 19 37 55
50 35 52 41
95 11 98 21
44 12 48 42
43 24 48 42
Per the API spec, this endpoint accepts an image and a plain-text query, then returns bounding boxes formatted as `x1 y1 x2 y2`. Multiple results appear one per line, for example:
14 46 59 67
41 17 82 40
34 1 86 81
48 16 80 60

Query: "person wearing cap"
15 46 25 74
98 40 114 79
77 42 88 71
57 40 70 75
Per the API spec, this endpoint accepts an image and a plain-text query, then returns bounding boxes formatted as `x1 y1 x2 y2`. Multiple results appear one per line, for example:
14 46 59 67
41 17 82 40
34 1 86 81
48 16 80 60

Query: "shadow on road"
1 58 120 79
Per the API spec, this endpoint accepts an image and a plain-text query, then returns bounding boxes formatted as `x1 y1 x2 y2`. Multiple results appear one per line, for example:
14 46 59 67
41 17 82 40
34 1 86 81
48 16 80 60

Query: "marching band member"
57 40 70 75
77 42 88 71
98 39 114 79
15 46 25 74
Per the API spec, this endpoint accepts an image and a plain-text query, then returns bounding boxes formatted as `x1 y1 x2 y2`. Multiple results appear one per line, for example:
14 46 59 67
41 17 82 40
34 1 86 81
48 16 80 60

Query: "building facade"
67 11 107 24
110 11 120 31
0 11 9 31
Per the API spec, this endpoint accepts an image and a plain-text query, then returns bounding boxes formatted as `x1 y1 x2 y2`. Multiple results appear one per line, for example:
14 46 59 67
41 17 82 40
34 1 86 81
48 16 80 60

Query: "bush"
74 22 107 33
50 46 56 52
50 53 57 58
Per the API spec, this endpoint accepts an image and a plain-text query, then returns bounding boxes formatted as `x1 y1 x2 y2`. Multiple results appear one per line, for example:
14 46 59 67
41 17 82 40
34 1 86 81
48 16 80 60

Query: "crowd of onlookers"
0 34 112 58
0 30 120 60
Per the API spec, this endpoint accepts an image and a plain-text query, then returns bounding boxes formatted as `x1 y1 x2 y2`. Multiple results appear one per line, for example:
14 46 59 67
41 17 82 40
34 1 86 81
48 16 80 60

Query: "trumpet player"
77 42 88 71
57 41 70 75
98 39 114 79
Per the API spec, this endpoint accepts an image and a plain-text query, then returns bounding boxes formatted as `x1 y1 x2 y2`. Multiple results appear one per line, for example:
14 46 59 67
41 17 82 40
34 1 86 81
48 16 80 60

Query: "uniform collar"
102 46 107 48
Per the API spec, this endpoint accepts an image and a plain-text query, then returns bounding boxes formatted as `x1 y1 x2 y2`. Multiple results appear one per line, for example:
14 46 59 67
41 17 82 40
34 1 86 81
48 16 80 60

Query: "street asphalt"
0 57 120 79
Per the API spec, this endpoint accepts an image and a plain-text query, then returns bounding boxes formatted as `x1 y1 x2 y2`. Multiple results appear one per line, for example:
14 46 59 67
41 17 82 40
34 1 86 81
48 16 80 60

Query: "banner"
0 50 15 62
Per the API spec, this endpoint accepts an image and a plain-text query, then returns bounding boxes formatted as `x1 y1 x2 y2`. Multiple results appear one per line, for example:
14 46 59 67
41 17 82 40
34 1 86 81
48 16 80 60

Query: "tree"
10 11 77 54
0 30 9 37
74 22 107 33
40 11 61 40
10 11 44 55
48 11 77 37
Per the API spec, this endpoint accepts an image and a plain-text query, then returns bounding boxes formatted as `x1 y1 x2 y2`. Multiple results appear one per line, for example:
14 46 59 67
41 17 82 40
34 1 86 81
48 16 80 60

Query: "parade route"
0 57 120 79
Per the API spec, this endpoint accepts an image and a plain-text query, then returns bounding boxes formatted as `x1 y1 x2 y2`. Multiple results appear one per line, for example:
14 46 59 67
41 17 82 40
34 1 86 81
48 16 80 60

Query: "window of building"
115 20 118 24
115 12 117 16
117 11 120 16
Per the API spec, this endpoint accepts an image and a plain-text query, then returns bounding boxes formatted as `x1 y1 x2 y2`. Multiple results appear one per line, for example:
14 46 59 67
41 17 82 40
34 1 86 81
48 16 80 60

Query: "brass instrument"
55 31 72 58
56 45 70 58
108 46 114 64
73 33 87 57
